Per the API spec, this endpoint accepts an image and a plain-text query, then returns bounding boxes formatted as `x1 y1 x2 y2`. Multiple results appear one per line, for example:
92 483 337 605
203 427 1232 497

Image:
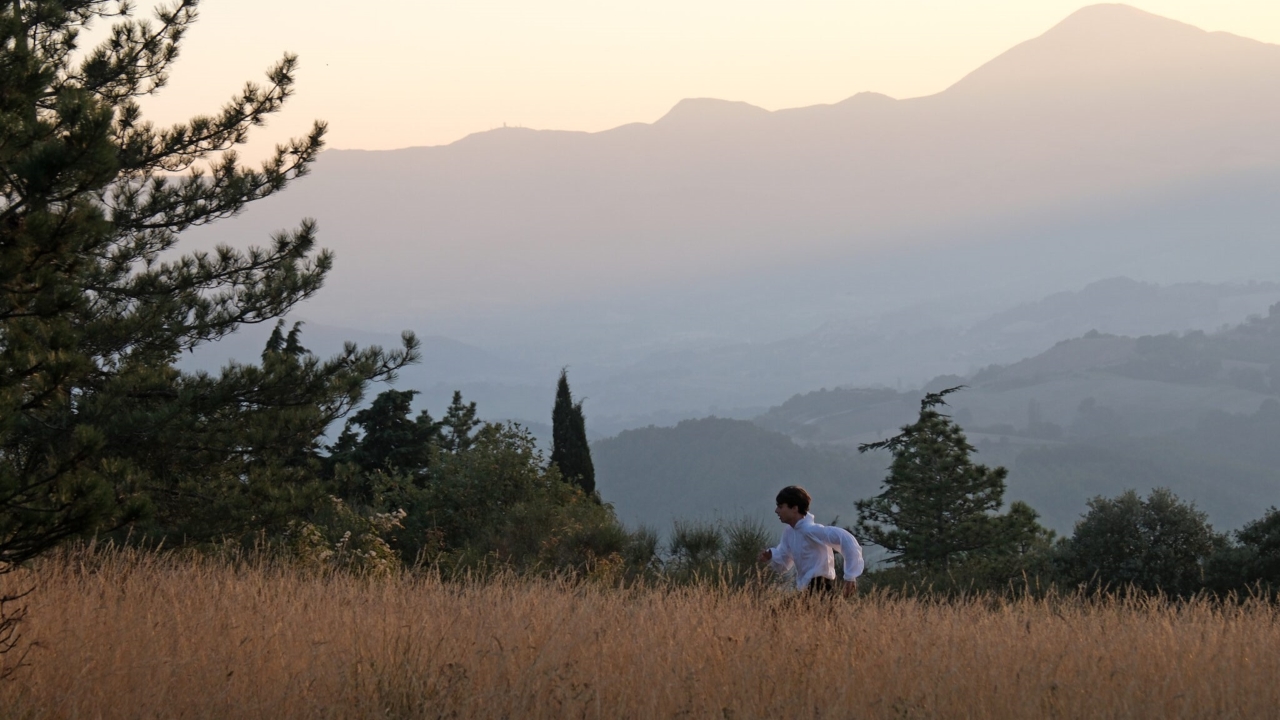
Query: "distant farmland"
2 551 1277 719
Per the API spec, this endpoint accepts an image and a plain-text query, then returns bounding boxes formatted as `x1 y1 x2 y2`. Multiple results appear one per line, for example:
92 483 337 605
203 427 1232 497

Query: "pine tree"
855 387 1043 570
439 390 480 454
329 390 439 476
0 0 418 570
550 369 595 496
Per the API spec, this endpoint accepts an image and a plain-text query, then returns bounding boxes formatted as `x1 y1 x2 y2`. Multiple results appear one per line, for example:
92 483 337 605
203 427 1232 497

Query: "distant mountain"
969 278 1280 341
762 301 1280 445
186 4 1280 335
946 4 1277 99
184 275 1280 437
585 278 1280 418
174 5 1280 431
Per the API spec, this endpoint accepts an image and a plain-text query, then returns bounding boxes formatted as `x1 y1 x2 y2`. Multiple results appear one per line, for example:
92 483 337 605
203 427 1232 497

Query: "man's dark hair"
776 486 811 515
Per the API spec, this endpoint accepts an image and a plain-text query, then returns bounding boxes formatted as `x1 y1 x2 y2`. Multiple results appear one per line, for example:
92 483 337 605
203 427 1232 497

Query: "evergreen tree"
324 389 484 510
550 369 595 496
327 389 439 497
855 387 1045 570
126 320 415 544
439 390 480 454
0 0 417 569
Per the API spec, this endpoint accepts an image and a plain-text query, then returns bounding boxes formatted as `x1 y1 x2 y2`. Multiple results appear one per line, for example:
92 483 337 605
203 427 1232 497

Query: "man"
757 485 864 597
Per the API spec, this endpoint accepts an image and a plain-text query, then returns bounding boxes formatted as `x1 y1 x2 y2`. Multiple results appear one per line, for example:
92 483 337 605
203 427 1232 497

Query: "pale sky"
134 1 1280 160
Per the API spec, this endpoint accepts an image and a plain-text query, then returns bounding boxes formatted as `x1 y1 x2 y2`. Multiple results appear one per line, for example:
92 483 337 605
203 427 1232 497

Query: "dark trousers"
806 576 838 596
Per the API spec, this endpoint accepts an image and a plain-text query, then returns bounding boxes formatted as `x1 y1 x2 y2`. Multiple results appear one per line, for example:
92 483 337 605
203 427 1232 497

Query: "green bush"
1057 488 1221 596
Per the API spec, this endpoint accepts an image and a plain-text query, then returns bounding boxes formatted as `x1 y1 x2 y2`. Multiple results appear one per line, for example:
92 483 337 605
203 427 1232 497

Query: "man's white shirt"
768 513 865 590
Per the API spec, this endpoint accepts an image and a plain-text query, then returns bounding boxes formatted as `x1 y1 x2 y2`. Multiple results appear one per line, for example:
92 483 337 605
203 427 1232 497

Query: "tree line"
848 388 1280 597
601 386 1280 598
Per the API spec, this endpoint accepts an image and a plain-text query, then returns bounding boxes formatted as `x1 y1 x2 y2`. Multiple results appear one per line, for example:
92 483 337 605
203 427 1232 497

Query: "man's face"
775 503 803 526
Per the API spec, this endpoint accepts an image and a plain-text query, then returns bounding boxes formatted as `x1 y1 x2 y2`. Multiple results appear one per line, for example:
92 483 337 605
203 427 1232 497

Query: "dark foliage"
1235 507 1280 587
1058 488 1222 596
328 389 439 494
856 388 1051 573
1205 507 1280 596
664 517 773 587
0 0 418 571
321 387 629 576
551 369 595 496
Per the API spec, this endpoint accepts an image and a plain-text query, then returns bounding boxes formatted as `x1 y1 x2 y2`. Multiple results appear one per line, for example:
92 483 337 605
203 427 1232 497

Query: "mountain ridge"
356 3 1280 149
188 4 1280 382
324 5 1280 154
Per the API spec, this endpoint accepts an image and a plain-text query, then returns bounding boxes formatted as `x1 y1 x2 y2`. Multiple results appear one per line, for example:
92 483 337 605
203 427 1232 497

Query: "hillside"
1010 402 1280 534
751 304 1280 531
187 277 1280 439
592 418 885 529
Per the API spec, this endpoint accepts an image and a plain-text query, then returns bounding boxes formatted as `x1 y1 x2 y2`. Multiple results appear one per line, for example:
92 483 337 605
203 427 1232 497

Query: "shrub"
1058 488 1221 596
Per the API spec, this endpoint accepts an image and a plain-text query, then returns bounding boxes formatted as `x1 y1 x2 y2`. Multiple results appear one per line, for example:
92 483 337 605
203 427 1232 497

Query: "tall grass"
2 547 1278 719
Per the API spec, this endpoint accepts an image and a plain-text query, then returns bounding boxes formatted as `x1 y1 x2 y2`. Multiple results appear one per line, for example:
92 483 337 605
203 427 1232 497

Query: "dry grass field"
1 550 1277 719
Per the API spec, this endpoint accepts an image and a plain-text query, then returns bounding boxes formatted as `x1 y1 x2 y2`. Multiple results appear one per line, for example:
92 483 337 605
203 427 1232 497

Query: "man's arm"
823 526 864 595
757 543 793 574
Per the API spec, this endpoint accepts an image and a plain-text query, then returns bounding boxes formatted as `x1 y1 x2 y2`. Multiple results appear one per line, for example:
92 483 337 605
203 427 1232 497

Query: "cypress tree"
550 370 595 496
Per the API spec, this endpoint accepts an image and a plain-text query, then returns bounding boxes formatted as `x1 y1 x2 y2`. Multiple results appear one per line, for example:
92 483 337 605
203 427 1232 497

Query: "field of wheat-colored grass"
1 550 1277 719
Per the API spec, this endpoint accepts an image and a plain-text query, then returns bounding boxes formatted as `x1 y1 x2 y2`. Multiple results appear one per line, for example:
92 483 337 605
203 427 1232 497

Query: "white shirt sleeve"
822 525 864 580
768 539 793 575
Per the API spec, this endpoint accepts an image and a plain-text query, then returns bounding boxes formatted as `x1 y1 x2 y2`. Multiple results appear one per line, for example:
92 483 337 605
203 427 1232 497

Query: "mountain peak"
1056 3 1188 28
654 98 770 127
943 3 1278 97
1043 3 1208 43
835 91 896 107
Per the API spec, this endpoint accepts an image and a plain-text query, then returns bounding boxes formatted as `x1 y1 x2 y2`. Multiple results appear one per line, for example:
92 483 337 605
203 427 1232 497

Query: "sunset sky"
136 1 1280 159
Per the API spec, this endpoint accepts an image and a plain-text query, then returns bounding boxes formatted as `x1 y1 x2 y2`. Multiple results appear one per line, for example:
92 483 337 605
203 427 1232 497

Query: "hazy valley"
172 5 1280 542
